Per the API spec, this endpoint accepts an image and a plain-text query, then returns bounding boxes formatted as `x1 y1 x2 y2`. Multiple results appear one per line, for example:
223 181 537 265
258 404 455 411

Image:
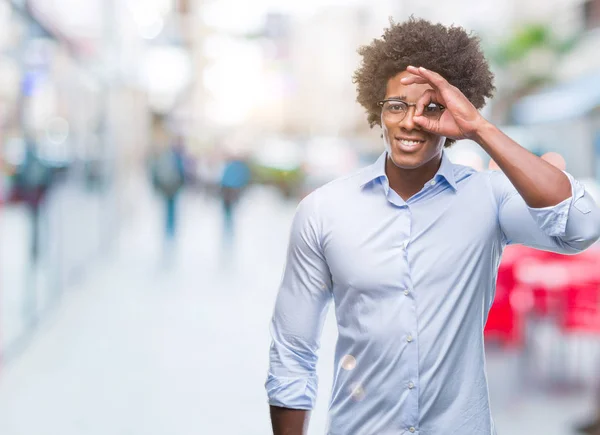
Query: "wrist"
467 117 495 143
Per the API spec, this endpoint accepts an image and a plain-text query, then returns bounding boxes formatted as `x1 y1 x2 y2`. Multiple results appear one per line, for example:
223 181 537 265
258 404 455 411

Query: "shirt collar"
358 151 387 187
436 150 458 190
359 150 457 191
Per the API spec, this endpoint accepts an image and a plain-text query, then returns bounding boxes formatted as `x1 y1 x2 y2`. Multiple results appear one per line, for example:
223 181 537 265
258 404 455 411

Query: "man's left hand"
401 66 488 140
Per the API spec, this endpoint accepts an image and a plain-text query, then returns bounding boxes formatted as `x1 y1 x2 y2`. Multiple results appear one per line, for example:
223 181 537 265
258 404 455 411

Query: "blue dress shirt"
266 151 600 435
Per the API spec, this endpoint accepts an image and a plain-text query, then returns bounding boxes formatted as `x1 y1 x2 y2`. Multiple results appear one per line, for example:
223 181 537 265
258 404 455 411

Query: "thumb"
413 115 439 133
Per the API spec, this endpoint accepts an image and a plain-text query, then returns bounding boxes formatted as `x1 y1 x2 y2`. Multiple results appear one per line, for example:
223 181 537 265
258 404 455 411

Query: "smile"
395 137 425 147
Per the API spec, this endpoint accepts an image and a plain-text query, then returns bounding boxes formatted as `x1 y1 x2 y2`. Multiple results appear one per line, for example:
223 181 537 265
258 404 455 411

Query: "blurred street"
0 183 596 435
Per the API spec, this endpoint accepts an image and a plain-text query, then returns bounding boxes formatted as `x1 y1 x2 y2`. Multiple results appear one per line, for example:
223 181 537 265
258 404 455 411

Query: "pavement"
0 183 596 435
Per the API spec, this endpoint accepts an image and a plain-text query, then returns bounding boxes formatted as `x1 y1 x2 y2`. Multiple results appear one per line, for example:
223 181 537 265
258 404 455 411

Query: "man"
219 154 251 242
151 135 186 244
266 18 600 435
13 137 54 262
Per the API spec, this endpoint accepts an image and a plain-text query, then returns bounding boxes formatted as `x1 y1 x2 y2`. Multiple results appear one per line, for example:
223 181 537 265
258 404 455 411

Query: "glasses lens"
383 101 408 118
381 101 444 120
423 103 444 119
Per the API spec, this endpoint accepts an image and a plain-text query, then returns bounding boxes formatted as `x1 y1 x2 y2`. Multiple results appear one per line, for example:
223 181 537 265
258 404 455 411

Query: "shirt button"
430 180 436 186
409 427 416 433
407 335 413 343
408 381 414 389
404 289 410 296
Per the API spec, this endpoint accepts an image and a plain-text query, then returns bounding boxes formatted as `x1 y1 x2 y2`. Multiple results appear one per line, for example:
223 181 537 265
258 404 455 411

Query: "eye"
424 103 443 113
385 102 407 113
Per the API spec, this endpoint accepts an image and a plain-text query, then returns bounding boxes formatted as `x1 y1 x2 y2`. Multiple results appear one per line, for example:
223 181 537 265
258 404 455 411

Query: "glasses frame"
377 99 445 121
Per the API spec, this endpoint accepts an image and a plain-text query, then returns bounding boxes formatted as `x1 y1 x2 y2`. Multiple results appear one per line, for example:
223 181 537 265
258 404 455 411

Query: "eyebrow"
386 95 407 100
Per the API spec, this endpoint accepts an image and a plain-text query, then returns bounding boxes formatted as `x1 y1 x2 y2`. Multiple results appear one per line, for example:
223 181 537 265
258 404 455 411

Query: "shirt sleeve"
265 190 333 410
488 170 600 254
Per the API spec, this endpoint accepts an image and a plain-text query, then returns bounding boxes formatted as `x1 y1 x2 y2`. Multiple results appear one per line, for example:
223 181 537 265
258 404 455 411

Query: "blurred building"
507 0 600 179
0 0 174 361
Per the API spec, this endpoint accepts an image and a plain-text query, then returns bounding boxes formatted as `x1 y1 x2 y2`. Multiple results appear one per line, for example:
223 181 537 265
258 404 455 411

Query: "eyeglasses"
378 99 445 121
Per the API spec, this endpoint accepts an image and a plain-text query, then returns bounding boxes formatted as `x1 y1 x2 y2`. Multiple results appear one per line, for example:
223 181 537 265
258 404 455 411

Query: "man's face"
381 70 446 170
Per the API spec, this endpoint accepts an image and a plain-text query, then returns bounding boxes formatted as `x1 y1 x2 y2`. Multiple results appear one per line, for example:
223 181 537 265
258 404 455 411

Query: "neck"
385 152 443 201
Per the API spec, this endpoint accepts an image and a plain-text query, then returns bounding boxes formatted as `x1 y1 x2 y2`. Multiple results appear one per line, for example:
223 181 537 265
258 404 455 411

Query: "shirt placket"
398 205 420 434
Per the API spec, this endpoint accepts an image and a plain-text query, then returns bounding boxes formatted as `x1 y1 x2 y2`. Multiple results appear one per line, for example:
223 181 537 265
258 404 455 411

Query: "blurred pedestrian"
219 155 250 242
151 135 186 247
11 137 54 326
13 137 53 262
266 18 600 435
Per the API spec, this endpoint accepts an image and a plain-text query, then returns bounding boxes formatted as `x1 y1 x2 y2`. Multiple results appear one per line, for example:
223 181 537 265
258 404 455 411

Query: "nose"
398 105 418 131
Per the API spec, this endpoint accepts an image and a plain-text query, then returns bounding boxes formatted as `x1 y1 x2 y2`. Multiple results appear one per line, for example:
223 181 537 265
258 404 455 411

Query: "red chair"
485 284 522 347
513 251 600 318
491 246 600 385
560 282 600 334
486 246 600 346
484 245 539 347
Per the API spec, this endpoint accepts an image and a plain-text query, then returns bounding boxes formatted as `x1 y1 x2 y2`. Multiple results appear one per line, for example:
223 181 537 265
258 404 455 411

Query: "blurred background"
0 0 600 434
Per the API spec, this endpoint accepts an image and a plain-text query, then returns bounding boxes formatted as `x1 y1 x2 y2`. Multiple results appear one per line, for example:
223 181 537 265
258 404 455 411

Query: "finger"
406 65 434 83
412 115 439 134
416 67 452 90
400 75 429 85
406 65 421 75
414 89 438 116
406 65 453 92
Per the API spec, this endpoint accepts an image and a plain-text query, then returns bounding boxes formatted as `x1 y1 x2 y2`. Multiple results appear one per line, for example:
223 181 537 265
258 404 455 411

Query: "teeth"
399 139 422 146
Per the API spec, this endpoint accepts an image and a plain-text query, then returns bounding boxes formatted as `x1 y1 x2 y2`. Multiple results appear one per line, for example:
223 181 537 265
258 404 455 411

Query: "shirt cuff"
265 373 318 410
526 171 584 237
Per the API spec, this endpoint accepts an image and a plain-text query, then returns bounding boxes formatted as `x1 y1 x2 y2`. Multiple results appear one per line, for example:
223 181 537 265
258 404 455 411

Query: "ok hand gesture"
401 66 488 140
